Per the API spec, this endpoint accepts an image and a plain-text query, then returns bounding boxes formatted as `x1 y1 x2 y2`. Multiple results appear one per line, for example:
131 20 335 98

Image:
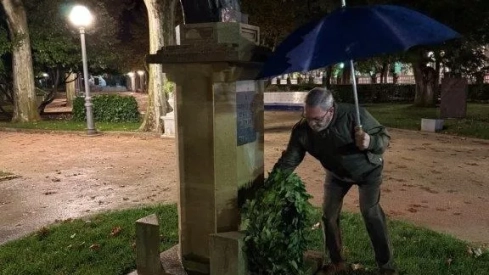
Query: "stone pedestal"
161 94 176 137
209 231 247 275
147 22 269 274
127 73 136 92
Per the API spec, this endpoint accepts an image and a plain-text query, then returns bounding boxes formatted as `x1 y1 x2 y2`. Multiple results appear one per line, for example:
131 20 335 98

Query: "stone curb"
0 127 164 138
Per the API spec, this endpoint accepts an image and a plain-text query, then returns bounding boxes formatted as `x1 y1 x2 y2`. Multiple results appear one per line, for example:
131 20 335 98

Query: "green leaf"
241 169 314 274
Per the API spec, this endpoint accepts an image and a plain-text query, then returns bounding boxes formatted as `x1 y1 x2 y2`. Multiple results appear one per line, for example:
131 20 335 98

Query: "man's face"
303 105 334 132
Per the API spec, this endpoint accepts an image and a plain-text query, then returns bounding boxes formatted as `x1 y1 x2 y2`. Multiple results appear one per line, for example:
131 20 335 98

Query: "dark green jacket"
274 103 390 182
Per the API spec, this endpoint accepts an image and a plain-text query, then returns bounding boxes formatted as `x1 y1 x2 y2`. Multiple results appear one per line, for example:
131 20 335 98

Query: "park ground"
0 110 488 247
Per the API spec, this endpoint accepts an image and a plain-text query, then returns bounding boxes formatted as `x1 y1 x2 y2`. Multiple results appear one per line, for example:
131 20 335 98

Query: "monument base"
161 115 175 138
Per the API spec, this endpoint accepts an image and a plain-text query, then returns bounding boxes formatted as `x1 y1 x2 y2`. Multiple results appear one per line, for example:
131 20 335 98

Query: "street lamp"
69 5 96 135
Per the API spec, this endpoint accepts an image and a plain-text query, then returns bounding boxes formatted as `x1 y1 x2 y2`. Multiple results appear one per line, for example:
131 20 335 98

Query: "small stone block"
421 118 444 132
209 231 247 275
136 214 165 275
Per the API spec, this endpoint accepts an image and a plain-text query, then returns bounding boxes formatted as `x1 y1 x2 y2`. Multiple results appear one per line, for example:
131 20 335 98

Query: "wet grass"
1 103 488 139
0 204 178 275
307 211 489 274
0 120 140 132
1 205 487 275
365 103 489 140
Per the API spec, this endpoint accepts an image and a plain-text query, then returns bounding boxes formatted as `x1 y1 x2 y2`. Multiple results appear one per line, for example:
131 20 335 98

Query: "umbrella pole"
349 60 362 129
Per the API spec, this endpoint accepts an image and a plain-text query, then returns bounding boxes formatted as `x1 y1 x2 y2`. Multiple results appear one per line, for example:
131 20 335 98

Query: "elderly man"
272 87 397 275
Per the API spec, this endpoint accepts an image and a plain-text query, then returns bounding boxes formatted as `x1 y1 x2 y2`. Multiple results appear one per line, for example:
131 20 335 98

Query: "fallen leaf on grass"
311 222 321 230
89 244 100 250
446 257 453 266
110 226 122 237
351 262 365 271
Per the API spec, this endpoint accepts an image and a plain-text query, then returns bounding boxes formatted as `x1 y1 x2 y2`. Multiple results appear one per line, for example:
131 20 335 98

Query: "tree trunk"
341 67 351 85
38 68 59 114
2 0 40 122
139 0 176 132
413 62 437 107
323 66 332 89
65 72 77 107
371 74 377 84
434 59 442 100
380 62 389 84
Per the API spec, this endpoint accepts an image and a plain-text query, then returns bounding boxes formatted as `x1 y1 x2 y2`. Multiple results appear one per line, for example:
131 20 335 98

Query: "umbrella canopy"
259 4 461 79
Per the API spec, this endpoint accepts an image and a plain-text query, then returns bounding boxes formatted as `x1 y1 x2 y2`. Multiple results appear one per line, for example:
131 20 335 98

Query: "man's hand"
355 127 370 151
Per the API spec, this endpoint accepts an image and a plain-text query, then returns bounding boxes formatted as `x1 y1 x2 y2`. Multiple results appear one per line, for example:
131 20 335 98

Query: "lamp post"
69 5 96 135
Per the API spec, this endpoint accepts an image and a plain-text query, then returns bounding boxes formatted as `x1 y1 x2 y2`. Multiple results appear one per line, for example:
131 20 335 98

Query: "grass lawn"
365 103 489 139
0 120 140 132
1 204 487 275
2 103 489 139
0 204 178 275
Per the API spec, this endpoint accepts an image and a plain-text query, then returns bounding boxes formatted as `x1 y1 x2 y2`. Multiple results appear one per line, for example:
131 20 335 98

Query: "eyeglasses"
301 107 334 124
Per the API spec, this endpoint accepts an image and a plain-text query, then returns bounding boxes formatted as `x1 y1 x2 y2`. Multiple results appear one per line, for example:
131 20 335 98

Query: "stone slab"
421 118 444 132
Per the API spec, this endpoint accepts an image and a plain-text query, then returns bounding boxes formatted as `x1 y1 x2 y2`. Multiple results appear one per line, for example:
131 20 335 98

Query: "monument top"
180 0 247 24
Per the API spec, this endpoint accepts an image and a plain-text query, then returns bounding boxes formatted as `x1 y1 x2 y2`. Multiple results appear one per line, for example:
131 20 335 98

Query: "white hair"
304 87 334 111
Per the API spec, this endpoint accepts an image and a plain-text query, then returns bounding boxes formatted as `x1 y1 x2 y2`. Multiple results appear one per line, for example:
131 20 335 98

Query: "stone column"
147 22 269 274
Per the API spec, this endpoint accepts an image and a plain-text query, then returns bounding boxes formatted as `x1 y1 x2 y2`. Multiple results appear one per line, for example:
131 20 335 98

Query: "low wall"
264 91 306 111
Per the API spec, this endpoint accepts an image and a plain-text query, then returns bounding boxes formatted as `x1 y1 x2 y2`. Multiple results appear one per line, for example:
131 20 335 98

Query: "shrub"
265 82 489 103
73 94 140 123
468 84 489 102
241 170 315 275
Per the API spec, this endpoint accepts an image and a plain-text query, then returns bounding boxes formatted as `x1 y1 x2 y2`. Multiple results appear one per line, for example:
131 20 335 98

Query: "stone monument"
440 77 468 118
147 1 269 274
179 0 247 24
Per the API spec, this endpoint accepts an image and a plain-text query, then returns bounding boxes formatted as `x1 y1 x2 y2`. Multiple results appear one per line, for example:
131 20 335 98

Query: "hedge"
266 83 489 103
73 94 140 122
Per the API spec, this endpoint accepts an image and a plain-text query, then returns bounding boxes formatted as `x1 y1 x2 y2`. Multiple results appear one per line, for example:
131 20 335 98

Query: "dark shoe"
319 262 350 274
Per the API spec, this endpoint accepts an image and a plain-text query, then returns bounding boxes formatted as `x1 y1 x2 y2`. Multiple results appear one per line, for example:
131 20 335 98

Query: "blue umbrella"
258 2 461 128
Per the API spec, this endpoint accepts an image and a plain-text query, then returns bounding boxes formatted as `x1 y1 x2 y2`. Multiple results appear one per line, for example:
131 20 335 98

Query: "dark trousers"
322 173 395 270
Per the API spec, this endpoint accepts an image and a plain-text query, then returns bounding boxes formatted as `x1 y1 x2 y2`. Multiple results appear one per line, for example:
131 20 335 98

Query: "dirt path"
1 111 488 246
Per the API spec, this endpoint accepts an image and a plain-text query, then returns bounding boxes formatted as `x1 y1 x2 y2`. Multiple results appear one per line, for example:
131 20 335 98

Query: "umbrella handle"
349 60 362 128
